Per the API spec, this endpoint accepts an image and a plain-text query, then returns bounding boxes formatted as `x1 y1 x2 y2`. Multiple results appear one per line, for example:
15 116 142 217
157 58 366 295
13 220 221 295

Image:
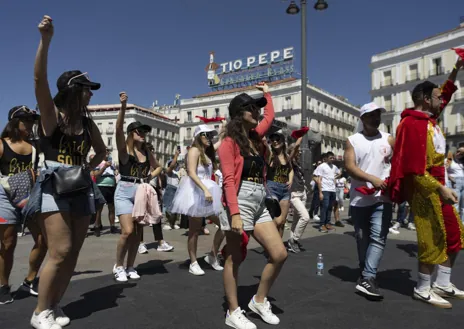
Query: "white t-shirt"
447 160 464 180
314 163 339 192
215 170 223 188
336 177 346 189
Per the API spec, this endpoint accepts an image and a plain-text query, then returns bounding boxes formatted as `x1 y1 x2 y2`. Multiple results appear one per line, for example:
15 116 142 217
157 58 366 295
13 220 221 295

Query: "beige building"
370 22 464 150
87 104 180 166
155 78 360 161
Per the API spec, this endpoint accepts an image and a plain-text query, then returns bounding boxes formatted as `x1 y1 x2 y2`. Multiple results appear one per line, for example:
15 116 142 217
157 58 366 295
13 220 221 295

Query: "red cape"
388 109 435 203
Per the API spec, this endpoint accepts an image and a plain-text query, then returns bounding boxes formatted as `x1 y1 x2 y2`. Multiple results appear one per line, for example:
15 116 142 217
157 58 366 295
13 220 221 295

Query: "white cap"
194 124 218 137
359 102 386 117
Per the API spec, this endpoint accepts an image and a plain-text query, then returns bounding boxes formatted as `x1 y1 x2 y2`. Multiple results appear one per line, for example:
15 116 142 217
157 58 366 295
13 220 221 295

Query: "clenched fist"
38 15 54 41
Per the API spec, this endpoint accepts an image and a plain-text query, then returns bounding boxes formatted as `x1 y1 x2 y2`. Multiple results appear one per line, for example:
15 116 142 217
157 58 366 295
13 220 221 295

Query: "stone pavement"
9 202 417 289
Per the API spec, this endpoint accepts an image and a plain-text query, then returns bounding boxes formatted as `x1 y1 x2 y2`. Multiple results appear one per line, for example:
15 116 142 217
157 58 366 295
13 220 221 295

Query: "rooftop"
88 103 176 124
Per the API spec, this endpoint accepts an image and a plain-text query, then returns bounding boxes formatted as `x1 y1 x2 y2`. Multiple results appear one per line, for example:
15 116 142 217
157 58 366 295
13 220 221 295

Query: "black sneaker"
22 277 39 296
287 238 301 253
335 221 345 228
356 277 383 299
110 226 118 234
0 285 13 304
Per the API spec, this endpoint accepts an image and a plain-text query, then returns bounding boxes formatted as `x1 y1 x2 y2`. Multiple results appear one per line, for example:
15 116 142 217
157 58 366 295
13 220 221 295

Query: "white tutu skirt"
170 176 222 217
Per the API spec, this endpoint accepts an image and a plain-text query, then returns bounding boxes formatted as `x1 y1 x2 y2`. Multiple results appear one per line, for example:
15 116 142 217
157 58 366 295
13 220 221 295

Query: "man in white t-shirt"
314 151 340 233
344 102 394 300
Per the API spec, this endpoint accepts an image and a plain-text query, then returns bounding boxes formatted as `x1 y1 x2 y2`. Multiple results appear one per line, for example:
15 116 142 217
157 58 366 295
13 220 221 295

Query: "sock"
435 265 451 287
416 272 431 292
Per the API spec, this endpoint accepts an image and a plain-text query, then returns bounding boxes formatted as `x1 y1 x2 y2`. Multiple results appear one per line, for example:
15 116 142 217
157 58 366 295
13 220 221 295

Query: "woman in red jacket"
218 82 287 329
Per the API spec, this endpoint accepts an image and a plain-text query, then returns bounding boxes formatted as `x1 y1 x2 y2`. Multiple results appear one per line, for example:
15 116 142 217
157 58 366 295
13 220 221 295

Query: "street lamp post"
286 0 327 188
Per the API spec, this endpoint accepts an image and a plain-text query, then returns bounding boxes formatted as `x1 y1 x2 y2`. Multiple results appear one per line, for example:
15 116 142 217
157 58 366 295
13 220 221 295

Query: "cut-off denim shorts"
266 180 290 201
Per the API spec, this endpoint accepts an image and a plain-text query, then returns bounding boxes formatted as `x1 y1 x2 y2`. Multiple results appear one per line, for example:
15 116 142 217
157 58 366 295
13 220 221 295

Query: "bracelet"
454 65 458 70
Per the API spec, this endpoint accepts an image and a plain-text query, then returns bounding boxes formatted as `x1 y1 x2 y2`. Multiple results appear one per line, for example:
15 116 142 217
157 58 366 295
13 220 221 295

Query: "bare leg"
188 217 202 263
116 215 134 267
126 224 143 268
223 231 245 312
209 216 225 258
252 221 288 303
274 200 290 238
25 220 47 282
107 203 116 226
0 225 17 286
35 212 72 313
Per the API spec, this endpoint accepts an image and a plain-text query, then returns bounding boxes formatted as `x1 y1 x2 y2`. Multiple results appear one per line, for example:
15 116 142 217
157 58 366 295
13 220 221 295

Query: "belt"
120 175 150 184
242 177 264 185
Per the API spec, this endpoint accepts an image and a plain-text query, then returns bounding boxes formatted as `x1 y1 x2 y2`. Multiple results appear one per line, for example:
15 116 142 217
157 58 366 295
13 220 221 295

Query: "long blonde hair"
191 134 217 170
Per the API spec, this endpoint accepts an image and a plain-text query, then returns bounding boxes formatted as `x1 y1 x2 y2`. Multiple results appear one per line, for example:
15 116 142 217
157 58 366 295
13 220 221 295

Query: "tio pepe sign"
218 47 294 75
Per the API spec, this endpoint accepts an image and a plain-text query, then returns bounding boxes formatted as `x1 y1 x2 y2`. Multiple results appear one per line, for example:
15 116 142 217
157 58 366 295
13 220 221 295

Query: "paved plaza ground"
2 207 463 329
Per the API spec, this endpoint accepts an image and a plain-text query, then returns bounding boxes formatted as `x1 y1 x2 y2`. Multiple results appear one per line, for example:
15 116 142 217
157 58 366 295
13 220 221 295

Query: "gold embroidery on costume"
410 123 464 264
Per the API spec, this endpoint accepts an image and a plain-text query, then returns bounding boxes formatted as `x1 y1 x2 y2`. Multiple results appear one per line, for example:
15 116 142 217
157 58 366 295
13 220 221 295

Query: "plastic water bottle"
316 254 324 276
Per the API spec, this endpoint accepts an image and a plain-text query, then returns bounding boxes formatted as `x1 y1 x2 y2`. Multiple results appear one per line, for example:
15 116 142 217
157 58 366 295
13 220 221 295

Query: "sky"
0 0 463 127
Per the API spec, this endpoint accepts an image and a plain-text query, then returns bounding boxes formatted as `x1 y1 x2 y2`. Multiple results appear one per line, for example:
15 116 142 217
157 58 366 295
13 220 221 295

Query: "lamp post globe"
286 1 300 15
314 0 328 10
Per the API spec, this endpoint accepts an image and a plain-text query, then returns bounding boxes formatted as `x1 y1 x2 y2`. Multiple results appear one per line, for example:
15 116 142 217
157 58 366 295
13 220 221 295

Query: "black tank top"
267 162 291 184
0 139 33 176
119 151 151 179
40 117 91 166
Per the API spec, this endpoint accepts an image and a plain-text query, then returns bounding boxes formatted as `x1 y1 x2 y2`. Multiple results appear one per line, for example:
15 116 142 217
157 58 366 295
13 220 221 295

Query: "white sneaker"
225 307 257 329
389 222 400 234
138 243 148 254
204 253 224 271
174 224 180 230
163 224 172 231
53 305 70 327
126 267 141 280
31 309 62 329
248 295 280 325
407 223 416 231
113 265 128 282
314 215 320 221
413 287 452 308
115 218 120 223
189 261 205 276
432 282 464 299
340 207 344 212
157 241 174 252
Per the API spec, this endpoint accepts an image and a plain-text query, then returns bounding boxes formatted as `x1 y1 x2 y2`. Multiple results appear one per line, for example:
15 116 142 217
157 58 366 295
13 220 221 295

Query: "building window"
384 95 392 112
387 125 392 134
382 70 392 87
215 108 220 117
186 128 192 139
203 110 208 118
432 58 443 76
187 111 192 122
285 116 291 123
107 137 112 147
408 64 418 81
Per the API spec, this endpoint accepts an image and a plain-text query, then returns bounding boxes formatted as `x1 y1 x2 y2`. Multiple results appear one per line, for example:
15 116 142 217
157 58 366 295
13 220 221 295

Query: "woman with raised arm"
113 92 162 282
170 124 224 276
27 15 106 329
0 106 46 304
218 82 287 329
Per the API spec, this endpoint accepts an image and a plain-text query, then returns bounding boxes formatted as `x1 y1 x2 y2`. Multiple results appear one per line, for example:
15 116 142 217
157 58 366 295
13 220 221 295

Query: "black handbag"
265 196 281 218
48 164 92 196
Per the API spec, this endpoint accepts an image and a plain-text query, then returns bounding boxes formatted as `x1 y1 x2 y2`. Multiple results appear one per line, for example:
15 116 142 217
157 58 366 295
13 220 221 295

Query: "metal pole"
300 0 312 190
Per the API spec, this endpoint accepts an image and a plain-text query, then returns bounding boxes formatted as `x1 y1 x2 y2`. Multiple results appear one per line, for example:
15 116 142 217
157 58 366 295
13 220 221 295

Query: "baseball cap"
228 93 267 118
56 70 101 92
8 105 40 121
127 121 152 134
359 102 386 117
194 124 218 137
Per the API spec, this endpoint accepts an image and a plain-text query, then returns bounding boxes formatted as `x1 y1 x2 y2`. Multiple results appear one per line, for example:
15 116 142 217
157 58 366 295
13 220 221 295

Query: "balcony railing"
106 127 114 134
380 78 393 88
405 101 414 108
429 66 445 77
407 72 419 81
384 105 394 112
457 125 464 135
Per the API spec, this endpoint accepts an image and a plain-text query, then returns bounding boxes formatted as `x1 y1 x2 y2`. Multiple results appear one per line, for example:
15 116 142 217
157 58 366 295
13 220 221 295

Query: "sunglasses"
270 136 282 142
136 129 149 136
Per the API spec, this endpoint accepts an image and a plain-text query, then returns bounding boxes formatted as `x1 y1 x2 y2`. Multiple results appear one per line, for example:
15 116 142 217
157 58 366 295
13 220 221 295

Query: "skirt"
170 176 222 218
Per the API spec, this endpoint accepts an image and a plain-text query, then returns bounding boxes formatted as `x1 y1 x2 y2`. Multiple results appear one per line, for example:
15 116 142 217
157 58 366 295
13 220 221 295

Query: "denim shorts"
266 180 290 201
41 161 96 216
219 181 273 232
0 184 21 225
114 181 139 216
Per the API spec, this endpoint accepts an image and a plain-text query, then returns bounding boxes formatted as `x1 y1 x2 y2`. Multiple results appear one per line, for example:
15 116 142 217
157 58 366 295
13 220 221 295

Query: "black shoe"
95 227 101 237
335 221 345 228
110 226 118 234
287 238 301 253
356 277 383 299
0 285 13 304
22 278 39 296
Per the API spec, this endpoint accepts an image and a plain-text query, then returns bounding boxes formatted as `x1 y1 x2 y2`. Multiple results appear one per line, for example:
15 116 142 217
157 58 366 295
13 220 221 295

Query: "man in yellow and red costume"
389 57 464 308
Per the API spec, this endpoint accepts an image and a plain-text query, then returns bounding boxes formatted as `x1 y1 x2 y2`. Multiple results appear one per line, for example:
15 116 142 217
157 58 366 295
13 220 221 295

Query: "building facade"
155 78 360 161
87 104 180 166
370 23 464 150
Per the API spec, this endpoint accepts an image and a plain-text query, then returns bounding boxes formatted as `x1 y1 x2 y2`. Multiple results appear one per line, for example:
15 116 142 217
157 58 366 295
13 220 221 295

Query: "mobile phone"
177 145 181 152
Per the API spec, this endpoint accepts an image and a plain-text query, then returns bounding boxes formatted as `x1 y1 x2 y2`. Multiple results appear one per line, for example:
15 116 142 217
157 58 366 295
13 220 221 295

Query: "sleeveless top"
40 117 91 166
267 162 291 184
119 151 151 179
348 131 392 207
0 139 33 176
196 162 213 180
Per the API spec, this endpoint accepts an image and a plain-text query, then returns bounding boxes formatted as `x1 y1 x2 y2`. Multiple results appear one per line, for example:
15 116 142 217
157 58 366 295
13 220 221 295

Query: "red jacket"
217 93 275 215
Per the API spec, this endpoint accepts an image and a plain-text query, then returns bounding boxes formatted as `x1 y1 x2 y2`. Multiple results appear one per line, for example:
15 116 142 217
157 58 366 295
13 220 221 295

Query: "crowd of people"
1 14 464 329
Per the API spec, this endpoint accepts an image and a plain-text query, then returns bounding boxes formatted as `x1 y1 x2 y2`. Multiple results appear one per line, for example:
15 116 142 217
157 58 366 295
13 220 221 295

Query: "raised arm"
438 58 463 115
35 15 58 137
289 137 303 162
255 83 275 137
116 92 128 164
213 122 226 151
166 150 180 175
